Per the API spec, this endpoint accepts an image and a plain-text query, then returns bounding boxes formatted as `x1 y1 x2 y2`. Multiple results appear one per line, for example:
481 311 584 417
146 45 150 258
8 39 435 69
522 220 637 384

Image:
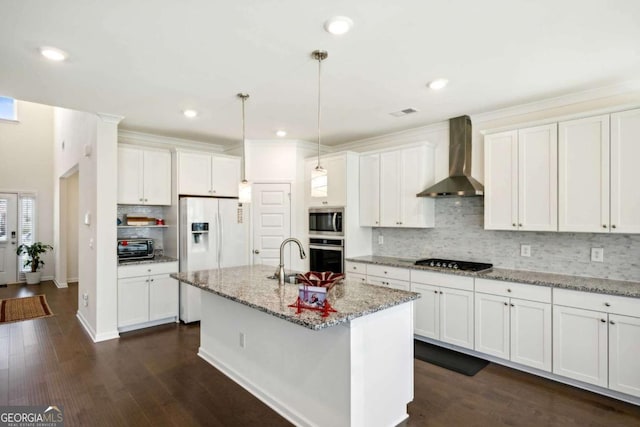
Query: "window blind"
18 194 35 273
0 199 7 241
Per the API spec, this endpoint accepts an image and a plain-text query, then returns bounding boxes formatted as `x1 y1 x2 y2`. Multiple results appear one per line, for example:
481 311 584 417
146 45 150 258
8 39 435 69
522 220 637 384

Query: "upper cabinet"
305 154 350 207
360 144 435 228
559 109 640 233
485 124 558 231
118 146 171 206
177 151 240 197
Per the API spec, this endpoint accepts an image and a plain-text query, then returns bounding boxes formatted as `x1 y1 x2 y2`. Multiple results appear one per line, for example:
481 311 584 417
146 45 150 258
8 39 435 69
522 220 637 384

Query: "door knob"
253 249 260 254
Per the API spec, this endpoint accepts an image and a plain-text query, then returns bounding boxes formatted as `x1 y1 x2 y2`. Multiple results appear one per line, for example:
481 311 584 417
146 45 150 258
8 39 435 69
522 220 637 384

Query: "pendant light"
237 93 251 203
310 49 328 198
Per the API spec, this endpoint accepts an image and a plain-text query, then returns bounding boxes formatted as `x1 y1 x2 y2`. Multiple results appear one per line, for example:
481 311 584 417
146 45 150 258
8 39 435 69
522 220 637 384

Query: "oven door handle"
332 213 338 232
309 245 343 251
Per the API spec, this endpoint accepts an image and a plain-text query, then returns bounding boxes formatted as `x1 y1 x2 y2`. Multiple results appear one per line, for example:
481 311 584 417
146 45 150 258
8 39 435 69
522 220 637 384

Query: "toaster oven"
117 238 154 260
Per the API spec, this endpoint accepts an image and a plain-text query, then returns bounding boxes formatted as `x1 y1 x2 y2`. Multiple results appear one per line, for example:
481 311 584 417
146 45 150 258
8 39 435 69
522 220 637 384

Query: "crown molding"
471 80 640 124
332 121 447 152
118 129 226 152
96 113 124 124
222 139 332 155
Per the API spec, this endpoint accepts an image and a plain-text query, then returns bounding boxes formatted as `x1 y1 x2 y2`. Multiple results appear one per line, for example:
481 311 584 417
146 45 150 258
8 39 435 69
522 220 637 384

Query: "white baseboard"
117 317 177 333
66 277 78 283
198 347 313 427
76 311 120 343
53 279 68 288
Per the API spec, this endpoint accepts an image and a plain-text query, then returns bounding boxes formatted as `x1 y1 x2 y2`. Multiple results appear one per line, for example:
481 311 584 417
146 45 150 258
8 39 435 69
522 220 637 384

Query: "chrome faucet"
275 238 307 285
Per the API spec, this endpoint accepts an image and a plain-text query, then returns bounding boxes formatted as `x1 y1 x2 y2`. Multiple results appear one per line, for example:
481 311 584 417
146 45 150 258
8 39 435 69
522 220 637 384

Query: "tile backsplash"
372 198 640 282
117 205 167 250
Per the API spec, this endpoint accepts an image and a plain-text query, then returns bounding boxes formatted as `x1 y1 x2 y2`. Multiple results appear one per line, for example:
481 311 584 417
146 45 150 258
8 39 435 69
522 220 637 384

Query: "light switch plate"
520 244 531 257
378 235 384 245
591 248 604 262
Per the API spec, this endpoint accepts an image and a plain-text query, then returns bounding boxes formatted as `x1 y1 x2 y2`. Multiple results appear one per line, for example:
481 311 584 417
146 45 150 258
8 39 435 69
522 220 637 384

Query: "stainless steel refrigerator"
179 197 249 323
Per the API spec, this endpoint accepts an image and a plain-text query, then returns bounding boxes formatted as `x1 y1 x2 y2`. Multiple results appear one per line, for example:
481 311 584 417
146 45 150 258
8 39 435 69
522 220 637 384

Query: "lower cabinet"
366 264 411 291
412 271 474 350
117 261 179 331
474 279 552 372
553 288 640 398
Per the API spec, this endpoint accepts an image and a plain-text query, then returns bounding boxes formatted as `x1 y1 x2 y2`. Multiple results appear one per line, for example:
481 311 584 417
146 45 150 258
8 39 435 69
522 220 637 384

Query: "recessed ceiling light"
324 16 354 35
428 78 449 90
276 130 287 137
40 46 68 61
183 109 198 118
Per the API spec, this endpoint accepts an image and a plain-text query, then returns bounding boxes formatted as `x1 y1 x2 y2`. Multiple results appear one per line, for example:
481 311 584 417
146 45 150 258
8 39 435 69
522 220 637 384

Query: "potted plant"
16 242 53 284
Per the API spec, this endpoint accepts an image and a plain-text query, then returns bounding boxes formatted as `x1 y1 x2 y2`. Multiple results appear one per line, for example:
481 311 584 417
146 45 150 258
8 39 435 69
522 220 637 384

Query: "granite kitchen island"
171 264 419 427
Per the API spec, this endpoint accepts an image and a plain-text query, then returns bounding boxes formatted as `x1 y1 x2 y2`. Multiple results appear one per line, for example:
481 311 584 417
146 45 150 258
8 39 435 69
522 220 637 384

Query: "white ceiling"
1 0 639 146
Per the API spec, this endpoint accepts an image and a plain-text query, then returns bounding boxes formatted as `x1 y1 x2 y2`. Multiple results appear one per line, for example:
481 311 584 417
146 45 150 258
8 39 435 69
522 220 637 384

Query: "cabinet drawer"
411 270 473 291
345 262 367 275
554 288 640 317
368 276 410 291
475 278 551 303
118 261 178 278
347 273 367 284
366 264 410 281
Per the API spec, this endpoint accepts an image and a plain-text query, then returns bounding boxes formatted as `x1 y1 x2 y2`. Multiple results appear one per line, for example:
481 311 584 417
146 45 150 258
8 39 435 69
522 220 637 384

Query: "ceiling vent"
389 108 419 117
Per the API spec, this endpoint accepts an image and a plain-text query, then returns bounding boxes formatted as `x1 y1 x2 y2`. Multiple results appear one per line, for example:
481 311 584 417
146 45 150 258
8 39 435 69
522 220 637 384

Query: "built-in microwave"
309 207 344 236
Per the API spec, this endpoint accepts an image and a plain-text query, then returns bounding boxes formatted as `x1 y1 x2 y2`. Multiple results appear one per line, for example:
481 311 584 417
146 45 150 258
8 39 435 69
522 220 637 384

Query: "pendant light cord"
238 93 249 182
317 55 322 169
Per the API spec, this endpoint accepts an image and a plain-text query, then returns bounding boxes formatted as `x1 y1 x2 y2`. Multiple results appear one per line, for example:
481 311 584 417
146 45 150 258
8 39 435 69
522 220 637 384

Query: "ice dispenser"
191 222 209 246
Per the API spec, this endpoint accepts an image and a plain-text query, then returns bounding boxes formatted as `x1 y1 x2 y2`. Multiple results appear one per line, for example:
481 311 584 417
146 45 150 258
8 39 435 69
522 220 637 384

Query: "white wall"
54 107 121 342
65 172 79 282
0 100 54 280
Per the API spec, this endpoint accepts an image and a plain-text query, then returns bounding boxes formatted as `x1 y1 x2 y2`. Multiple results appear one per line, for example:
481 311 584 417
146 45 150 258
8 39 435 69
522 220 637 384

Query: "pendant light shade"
237 93 251 204
311 50 328 198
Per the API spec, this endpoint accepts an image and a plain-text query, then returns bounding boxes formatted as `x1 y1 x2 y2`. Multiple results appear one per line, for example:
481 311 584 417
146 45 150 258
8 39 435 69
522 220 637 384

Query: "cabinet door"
178 152 212 196
553 305 608 387
307 155 347 207
558 115 610 232
149 274 179 321
117 146 143 204
609 314 640 398
474 293 510 359
211 156 240 197
484 131 518 230
379 151 401 226
610 109 640 234
399 146 434 228
510 299 551 372
412 283 440 340
346 272 367 284
359 153 380 226
518 124 557 231
118 277 150 327
440 288 474 349
143 149 171 205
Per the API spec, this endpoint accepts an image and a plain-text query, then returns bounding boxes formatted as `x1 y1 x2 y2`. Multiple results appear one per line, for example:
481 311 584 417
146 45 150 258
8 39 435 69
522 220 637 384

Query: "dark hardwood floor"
1 282 640 426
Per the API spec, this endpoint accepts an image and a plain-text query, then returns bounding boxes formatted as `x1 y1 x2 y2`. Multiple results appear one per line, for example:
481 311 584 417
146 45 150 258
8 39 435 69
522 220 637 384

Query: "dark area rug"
414 340 489 376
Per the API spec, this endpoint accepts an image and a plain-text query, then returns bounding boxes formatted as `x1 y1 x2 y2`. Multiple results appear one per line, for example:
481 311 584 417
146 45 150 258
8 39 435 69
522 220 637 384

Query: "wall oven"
309 238 344 274
309 207 344 236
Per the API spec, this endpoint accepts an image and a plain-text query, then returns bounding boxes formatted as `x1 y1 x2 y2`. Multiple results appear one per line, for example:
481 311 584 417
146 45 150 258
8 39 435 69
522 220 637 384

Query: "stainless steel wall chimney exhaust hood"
417 115 484 198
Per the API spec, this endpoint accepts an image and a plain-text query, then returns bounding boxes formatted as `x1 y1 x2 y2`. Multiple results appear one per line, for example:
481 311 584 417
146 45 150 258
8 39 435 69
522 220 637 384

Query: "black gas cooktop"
414 258 493 272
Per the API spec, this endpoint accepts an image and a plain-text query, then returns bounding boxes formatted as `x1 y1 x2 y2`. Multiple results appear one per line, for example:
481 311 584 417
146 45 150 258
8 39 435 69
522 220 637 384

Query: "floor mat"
414 340 489 376
0 294 54 323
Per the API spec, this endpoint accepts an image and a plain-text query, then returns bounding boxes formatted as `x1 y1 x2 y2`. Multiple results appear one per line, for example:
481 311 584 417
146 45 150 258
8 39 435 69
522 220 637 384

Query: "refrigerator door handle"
219 211 224 267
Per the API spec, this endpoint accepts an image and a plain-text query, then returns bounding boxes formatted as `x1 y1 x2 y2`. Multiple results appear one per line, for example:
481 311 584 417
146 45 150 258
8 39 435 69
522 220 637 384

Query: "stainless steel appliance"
414 258 493 272
309 207 344 236
179 197 249 323
309 238 344 273
117 238 154 261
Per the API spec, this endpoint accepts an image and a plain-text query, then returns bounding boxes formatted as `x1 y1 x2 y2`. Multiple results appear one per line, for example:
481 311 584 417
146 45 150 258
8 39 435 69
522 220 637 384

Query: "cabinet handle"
139 198 143 202
144 198 148 202
148 269 152 272
322 201 328 205
603 224 607 229
434 290 438 294
375 221 379 224
600 319 606 323
604 302 611 307
510 303 515 307
384 271 388 274
504 302 508 306
150 278 154 282
439 291 443 294
507 289 511 293
610 320 616 325
518 223 522 227
352 266 356 270
612 225 617 229
512 223 516 227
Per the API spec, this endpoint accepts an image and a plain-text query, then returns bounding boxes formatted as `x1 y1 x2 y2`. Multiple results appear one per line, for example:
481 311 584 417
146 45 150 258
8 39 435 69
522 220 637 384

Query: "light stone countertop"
171 264 419 330
118 255 178 266
347 255 640 298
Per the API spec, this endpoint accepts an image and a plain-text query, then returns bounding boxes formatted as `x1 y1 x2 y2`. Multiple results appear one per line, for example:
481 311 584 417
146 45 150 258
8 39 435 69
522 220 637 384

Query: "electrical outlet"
591 248 604 262
82 293 89 307
239 332 246 348
520 244 531 257
378 235 384 245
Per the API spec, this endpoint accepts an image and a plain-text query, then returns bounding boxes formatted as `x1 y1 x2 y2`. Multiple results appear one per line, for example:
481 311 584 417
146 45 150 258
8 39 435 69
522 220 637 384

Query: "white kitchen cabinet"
118 146 171 205
412 270 474 350
367 264 411 291
558 115 610 232
553 287 640 396
474 279 552 371
117 261 179 331
484 124 557 231
360 145 435 228
178 151 240 197
610 108 640 234
305 155 347 207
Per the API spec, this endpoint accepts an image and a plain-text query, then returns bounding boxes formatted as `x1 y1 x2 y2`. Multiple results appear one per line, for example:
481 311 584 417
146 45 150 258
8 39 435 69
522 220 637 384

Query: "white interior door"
0 193 18 285
251 183 291 267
